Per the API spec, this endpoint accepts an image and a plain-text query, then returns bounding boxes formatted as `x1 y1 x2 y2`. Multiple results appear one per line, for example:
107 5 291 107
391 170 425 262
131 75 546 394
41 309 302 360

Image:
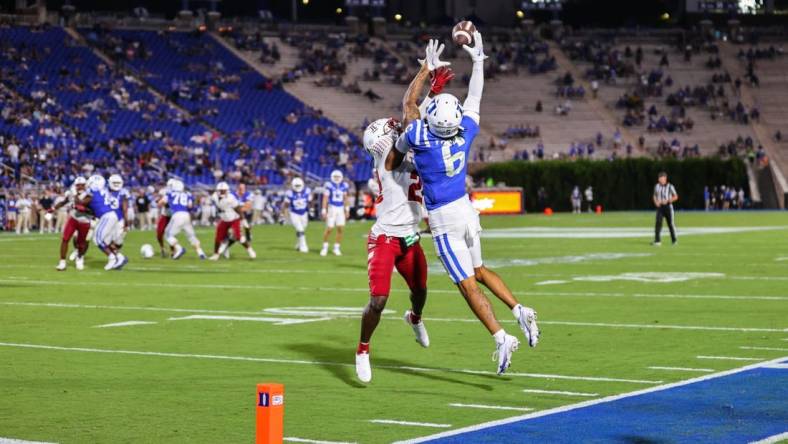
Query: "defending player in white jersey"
283 178 312 253
320 170 350 256
53 176 92 271
354 40 457 383
159 180 206 260
209 182 256 260
395 31 540 375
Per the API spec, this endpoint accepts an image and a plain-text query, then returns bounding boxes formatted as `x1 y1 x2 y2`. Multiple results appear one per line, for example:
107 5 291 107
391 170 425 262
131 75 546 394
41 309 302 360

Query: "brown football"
452 20 475 47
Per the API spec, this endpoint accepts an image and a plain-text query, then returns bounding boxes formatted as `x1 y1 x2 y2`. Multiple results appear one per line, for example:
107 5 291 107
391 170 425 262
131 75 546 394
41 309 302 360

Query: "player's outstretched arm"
462 31 487 124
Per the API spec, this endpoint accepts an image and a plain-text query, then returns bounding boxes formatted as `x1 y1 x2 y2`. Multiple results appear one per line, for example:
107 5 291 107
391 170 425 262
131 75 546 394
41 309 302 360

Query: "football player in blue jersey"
158 180 206 259
283 177 312 253
320 170 350 256
80 174 128 270
395 30 540 375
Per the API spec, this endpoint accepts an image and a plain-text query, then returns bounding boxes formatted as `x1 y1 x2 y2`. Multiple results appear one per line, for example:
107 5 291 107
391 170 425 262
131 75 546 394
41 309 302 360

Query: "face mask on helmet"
330 170 343 184
292 178 305 192
426 93 462 138
363 118 400 160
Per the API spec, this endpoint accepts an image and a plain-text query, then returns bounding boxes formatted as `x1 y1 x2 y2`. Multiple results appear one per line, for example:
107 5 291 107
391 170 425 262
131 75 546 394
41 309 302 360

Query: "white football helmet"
108 174 123 191
73 176 87 186
330 170 343 184
171 180 185 192
216 181 230 194
426 93 462 138
166 178 177 189
363 118 400 161
87 174 105 191
291 177 305 192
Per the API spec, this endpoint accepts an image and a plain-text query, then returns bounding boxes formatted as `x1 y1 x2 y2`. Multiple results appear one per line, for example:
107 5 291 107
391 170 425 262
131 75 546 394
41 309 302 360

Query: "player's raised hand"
430 66 455 95
462 31 488 63
419 39 450 71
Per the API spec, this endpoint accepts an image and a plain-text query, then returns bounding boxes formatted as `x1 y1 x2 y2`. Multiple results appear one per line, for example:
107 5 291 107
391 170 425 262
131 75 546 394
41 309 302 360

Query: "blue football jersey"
88 188 116 218
111 189 130 219
324 181 349 207
404 116 480 211
168 191 192 213
286 188 311 215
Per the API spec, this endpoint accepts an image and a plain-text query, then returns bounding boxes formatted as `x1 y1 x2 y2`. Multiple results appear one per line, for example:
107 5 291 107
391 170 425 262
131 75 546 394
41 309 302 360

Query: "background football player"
283 177 312 253
53 176 91 271
320 170 349 256
210 181 256 260
159 180 206 259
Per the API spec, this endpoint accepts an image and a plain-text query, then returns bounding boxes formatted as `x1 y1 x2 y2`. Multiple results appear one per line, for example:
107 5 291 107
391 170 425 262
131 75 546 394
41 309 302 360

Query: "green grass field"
1 211 787 443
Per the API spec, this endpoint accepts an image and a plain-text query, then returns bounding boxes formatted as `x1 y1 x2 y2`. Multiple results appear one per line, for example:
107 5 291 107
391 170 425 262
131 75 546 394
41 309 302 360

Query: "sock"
322 242 328 249
357 342 369 354
493 329 506 345
511 304 522 319
409 312 421 324
197 248 205 256
334 243 340 249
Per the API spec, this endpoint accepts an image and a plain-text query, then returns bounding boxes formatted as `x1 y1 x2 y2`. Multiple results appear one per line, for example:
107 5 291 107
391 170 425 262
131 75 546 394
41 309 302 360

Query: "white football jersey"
212 192 240 222
370 148 424 238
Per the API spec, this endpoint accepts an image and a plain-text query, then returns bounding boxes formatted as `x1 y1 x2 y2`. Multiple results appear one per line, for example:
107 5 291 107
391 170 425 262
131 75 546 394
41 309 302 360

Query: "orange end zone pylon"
256 383 284 444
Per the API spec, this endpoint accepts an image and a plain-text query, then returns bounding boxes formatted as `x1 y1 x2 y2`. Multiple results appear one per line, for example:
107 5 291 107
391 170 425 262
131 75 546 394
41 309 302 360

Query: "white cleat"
56 260 67 271
333 247 342 256
403 310 430 348
319 247 328 257
514 305 540 347
247 247 256 259
355 353 372 383
68 250 79 261
104 255 117 271
208 254 220 261
75 256 85 271
298 245 309 253
113 253 128 270
492 334 520 375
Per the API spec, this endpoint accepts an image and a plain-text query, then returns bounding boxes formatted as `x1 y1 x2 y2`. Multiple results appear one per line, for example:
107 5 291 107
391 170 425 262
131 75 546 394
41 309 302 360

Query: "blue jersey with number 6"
168 191 192 213
403 116 479 211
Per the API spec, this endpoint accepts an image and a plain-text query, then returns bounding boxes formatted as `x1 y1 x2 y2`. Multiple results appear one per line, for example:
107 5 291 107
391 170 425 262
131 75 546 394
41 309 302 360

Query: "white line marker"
761 364 788 369
369 420 451 428
395 355 788 444
168 315 331 326
696 355 766 361
740 346 788 352
647 366 714 373
0 342 661 384
522 389 598 397
0 439 58 444
749 431 788 444
7 301 782 334
284 437 356 444
448 403 533 412
93 321 157 328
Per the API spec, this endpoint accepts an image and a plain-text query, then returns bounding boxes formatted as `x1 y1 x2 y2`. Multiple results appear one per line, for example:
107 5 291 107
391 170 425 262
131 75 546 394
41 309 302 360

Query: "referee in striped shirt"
653 172 678 246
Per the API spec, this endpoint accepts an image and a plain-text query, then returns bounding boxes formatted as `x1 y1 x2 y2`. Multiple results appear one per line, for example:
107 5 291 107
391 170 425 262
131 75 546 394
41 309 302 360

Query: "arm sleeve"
462 61 484 123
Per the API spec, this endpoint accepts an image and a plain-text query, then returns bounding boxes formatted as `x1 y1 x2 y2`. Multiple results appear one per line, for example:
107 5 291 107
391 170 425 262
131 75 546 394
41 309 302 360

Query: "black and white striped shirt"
654 183 677 206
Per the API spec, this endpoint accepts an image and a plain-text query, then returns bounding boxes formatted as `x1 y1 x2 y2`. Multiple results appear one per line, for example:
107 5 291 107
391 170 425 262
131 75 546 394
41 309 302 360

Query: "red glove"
430 67 454 95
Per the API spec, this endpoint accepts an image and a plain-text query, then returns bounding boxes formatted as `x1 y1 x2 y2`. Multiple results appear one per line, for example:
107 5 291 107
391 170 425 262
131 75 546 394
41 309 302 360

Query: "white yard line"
0 439 57 444
740 346 788 352
395 355 788 444
3 301 783 334
0 342 661 384
522 389 598 397
93 321 157 328
647 366 714 373
368 420 451 428
448 403 533 412
168 315 331 326
696 355 766 361
4 278 788 302
284 437 356 444
748 431 788 444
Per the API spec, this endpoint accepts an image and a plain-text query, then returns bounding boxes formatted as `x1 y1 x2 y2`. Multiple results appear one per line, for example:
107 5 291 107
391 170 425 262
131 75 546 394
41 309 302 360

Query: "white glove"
462 31 488 63
419 39 450 71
